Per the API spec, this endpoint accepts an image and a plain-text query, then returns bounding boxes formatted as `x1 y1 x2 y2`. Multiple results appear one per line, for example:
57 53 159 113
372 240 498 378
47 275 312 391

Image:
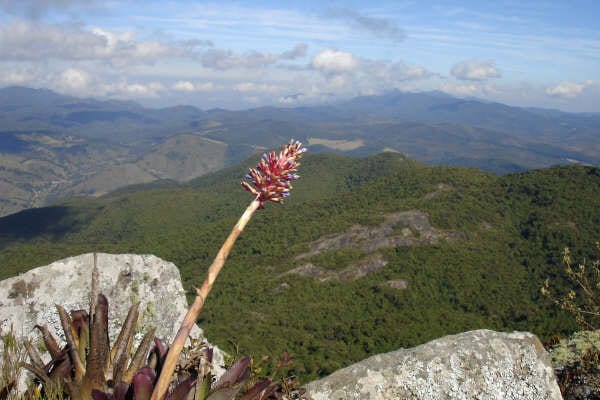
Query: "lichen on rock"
304 329 562 400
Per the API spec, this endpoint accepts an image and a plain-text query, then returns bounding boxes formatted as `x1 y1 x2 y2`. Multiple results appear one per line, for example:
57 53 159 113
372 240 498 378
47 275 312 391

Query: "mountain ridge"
0 85 598 217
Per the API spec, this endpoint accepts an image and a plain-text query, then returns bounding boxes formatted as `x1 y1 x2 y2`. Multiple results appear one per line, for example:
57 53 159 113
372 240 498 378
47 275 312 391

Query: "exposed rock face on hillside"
287 210 462 283
304 329 562 400
0 253 210 347
287 253 389 282
296 210 463 259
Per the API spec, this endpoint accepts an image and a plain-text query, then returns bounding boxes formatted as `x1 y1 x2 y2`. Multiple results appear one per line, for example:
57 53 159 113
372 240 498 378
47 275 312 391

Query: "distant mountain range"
1 86 598 216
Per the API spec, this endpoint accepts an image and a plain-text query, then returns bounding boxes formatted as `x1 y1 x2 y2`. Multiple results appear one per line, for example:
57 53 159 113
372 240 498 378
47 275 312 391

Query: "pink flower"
241 140 307 207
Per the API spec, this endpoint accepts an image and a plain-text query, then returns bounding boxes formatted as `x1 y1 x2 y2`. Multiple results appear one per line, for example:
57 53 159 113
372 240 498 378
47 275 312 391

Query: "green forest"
1 152 599 382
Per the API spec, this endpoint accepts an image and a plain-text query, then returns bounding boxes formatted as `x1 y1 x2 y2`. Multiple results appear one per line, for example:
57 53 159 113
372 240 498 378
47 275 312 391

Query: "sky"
0 0 599 112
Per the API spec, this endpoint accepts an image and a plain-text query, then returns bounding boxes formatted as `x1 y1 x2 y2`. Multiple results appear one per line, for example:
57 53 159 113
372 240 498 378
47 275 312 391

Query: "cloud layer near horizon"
0 1 598 112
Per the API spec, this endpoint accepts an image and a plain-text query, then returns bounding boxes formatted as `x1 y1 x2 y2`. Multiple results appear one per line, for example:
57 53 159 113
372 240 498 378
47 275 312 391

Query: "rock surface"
0 253 201 343
286 253 388 282
0 252 225 365
304 329 562 400
295 211 463 260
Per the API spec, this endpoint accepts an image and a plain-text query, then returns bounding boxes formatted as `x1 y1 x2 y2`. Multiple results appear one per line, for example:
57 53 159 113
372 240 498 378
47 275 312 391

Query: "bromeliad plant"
151 139 306 400
24 253 162 400
25 140 306 400
24 268 283 400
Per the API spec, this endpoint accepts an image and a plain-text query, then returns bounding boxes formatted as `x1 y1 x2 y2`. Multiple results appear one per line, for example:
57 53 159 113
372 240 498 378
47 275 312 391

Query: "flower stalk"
151 140 305 400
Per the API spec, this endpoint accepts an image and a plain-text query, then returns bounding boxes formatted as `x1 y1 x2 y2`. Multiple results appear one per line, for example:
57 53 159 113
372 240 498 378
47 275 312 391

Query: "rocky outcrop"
0 253 226 393
286 210 461 283
286 253 388 282
296 210 463 260
304 329 562 400
0 253 203 344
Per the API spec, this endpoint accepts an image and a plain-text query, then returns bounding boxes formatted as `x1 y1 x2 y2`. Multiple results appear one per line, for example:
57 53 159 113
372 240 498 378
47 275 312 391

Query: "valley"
1 86 599 217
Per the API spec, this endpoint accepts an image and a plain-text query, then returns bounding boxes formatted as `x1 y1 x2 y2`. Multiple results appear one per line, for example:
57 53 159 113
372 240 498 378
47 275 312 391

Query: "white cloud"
233 82 280 93
0 68 32 85
57 67 90 93
545 81 593 98
103 81 165 98
312 49 359 75
363 61 431 82
278 93 305 105
172 81 215 92
44 67 166 98
451 60 501 81
172 81 195 92
440 83 480 96
0 20 193 66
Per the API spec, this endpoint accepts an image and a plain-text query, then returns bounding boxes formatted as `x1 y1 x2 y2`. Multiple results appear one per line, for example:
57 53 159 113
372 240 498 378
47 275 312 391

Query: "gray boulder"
0 253 224 369
304 329 562 400
0 253 200 341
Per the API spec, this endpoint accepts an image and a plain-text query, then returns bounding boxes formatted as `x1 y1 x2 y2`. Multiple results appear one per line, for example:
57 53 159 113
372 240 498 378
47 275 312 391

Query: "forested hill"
1 152 599 381
2 86 599 217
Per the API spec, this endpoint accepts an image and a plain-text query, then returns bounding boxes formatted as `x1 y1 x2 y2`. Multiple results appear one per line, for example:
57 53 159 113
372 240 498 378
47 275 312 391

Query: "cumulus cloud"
201 43 307 70
172 81 215 92
440 83 481 96
0 68 33 86
545 81 593 98
312 49 359 75
363 60 431 82
233 82 280 93
57 67 91 93
47 66 166 98
100 81 165 98
0 20 195 66
326 7 405 42
278 93 305 105
451 60 501 81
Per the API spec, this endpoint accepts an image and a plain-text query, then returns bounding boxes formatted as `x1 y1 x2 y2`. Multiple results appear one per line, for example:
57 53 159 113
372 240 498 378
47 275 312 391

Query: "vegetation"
543 242 600 399
542 242 600 330
0 152 599 383
3 86 600 217
0 325 28 400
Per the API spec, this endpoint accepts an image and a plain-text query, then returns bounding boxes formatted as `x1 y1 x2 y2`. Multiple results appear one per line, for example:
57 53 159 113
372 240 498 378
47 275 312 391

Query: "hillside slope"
2 86 599 217
0 153 599 381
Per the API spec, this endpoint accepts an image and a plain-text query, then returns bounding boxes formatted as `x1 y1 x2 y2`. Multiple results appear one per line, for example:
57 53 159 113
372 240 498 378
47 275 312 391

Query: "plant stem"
151 198 261 400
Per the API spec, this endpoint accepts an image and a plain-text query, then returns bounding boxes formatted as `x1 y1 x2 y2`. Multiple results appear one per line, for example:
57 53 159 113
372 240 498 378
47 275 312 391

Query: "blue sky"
0 0 598 112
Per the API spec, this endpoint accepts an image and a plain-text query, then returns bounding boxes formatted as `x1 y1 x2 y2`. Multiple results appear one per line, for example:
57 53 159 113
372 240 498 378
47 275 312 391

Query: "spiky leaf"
132 367 156 400
110 302 140 384
56 304 86 382
166 376 197 400
207 358 251 400
71 309 90 365
123 328 157 384
85 294 110 393
34 324 61 359
239 380 272 400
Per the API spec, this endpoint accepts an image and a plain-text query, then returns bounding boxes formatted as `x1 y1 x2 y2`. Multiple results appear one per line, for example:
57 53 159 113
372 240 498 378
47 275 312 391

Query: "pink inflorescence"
241 139 307 207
